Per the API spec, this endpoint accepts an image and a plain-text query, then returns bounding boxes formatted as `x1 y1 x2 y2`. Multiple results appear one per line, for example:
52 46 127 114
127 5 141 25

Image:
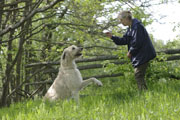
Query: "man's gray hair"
118 11 132 20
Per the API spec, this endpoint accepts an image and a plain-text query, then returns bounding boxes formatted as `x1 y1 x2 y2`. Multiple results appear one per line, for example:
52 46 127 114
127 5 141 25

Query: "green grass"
1 76 180 120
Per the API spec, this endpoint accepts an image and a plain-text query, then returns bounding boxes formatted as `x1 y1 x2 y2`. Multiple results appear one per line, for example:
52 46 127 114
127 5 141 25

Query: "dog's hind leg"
72 91 79 104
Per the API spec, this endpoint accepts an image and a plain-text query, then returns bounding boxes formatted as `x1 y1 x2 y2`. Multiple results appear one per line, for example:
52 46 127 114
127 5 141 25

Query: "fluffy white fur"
44 45 103 103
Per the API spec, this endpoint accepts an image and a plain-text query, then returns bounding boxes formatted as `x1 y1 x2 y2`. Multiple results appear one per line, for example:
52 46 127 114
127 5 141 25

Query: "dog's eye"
72 47 75 50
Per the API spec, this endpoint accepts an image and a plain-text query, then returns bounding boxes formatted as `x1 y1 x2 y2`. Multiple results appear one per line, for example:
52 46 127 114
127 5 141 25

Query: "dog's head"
62 45 83 60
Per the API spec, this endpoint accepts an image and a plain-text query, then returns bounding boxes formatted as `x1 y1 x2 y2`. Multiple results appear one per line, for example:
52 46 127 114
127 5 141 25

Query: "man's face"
119 17 129 26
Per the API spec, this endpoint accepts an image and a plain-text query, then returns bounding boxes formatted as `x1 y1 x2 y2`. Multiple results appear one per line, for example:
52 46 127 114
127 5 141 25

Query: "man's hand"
105 32 112 38
127 52 131 59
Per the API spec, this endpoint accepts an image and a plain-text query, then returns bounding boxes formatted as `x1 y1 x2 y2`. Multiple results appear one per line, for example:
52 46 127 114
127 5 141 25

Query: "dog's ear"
62 51 66 60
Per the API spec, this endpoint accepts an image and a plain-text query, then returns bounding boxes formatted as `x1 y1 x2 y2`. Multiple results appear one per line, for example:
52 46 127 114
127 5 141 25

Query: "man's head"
118 11 132 26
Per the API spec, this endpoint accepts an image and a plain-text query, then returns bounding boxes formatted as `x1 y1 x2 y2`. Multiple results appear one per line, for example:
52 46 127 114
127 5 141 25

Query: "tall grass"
1 75 180 120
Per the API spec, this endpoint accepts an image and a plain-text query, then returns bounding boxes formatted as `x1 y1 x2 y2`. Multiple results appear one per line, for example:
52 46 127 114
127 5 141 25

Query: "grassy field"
0 74 180 120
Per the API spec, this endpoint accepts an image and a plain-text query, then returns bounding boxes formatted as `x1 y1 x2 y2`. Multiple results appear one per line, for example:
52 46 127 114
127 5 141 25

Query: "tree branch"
0 0 28 7
0 0 64 36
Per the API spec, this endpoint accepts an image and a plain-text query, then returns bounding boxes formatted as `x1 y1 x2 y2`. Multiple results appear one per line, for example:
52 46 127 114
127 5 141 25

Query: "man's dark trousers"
134 62 149 90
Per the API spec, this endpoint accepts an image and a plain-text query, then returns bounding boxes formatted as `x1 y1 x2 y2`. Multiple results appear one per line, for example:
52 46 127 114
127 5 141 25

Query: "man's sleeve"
129 25 144 55
111 35 129 45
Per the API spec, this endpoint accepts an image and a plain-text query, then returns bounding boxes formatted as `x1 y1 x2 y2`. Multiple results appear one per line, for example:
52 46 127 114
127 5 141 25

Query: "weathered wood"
39 61 127 74
78 61 127 70
167 55 180 61
25 55 119 68
161 49 180 54
83 73 123 79
24 72 123 86
25 53 180 68
25 80 52 86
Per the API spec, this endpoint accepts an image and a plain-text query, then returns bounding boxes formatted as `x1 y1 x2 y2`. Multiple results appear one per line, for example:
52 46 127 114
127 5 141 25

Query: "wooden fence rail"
7 48 180 99
25 49 180 68
22 48 180 86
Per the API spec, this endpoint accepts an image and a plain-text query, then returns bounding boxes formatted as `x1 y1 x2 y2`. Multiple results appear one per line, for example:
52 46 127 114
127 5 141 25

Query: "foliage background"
0 0 180 117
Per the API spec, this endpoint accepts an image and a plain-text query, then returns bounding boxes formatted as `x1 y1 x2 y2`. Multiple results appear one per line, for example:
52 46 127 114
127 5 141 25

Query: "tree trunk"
0 31 14 107
15 28 24 102
0 3 17 107
0 0 4 44
14 0 31 102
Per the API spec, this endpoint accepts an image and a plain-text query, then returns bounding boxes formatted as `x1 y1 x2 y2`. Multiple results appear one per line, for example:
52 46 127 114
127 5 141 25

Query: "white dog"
44 45 103 103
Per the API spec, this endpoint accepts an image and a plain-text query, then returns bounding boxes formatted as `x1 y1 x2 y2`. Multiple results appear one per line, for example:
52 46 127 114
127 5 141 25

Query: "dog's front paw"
92 78 103 86
96 80 103 87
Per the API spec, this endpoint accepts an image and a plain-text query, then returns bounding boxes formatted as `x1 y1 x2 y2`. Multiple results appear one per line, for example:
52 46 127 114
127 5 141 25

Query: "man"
106 11 156 90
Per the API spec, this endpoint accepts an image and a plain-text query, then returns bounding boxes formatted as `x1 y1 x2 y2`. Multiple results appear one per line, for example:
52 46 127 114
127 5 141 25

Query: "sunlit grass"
1 76 180 120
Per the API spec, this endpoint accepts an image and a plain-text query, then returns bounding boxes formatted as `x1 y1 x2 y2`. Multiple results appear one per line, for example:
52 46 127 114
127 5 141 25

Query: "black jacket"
111 19 156 68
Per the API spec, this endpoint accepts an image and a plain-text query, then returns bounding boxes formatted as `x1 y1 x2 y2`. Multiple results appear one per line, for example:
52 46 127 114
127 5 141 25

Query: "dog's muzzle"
75 47 83 56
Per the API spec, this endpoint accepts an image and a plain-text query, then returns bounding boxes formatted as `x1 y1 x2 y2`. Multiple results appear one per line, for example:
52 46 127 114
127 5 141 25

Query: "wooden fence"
25 48 180 79
7 49 180 99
